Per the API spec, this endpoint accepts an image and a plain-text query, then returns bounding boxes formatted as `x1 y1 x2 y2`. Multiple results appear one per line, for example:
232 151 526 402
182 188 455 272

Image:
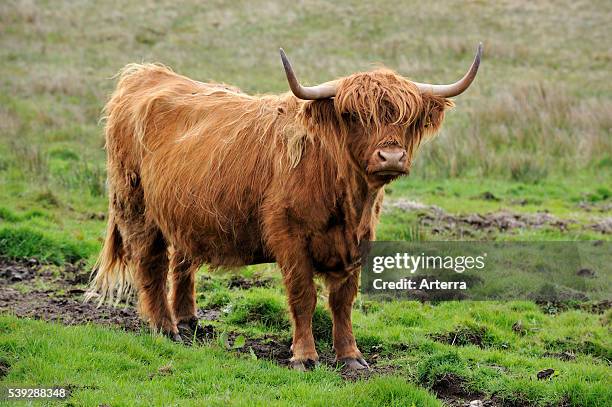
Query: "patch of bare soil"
536 299 612 315
0 258 142 331
431 373 485 407
430 325 488 348
387 200 582 237
0 359 9 379
0 258 39 282
227 275 273 290
590 217 612 234
543 351 576 361
577 201 612 213
580 299 612 314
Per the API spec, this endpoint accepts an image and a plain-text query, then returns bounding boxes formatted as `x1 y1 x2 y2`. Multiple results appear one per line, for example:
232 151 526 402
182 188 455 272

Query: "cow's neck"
342 168 382 244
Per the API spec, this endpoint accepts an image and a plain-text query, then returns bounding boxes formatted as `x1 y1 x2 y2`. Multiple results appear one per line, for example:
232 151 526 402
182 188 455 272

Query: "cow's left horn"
280 48 337 100
413 42 483 97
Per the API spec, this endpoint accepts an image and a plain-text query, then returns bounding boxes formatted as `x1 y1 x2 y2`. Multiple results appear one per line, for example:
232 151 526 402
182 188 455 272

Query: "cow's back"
104 64 292 265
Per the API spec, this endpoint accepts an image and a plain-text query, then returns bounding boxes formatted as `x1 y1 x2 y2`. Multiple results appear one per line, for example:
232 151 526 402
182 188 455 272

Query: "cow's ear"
421 94 453 135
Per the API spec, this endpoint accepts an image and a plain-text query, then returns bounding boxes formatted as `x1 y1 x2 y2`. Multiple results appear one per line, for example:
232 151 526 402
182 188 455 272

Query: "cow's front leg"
263 209 319 370
283 266 318 371
326 269 369 370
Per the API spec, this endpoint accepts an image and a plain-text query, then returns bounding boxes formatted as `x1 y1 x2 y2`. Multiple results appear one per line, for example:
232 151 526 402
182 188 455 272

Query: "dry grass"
0 0 610 185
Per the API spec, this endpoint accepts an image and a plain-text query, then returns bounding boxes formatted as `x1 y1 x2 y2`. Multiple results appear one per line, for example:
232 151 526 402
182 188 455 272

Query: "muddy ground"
0 258 142 331
387 199 611 237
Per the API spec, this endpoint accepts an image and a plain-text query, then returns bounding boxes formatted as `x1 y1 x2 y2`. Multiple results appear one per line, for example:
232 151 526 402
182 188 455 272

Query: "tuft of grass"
417 350 467 388
226 290 290 331
200 289 232 309
0 207 20 222
0 226 90 264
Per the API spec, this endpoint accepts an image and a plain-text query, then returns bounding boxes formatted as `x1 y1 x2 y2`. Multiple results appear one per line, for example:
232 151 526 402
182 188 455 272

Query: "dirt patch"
387 200 578 237
577 202 612 213
229 333 396 380
536 299 611 315
63 260 91 284
0 257 39 282
431 373 483 407
197 307 222 321
232 333 293 363
0 359 9 379
178 326 395 380
477 191 500 202
421 211 571 237
590 218 612 234
0 286 143 331
576 268 597 278
227 276 273 290
580 300 612 314
431 325 488 348
0 258 142 332
543 351 576 361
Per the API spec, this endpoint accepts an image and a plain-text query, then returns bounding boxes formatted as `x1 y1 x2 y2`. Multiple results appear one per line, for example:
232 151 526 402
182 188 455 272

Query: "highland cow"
87 44 482 370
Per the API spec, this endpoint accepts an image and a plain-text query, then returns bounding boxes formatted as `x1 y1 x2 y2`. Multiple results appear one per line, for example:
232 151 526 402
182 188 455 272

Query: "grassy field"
0 0 611 406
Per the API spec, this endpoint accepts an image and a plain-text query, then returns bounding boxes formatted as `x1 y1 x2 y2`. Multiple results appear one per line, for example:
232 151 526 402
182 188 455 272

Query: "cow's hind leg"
169 252 201 335
133 228 178 340
325 269 368 370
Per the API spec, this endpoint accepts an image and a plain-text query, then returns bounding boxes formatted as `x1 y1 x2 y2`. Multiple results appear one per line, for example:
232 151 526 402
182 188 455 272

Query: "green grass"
0 0 611 405
0 316 441 406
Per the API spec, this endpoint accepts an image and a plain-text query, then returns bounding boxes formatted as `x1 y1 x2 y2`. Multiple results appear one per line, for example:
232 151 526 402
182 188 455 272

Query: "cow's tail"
85 213 135 306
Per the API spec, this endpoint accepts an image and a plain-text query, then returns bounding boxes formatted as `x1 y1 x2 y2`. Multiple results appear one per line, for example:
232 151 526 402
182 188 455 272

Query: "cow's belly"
167 216 273 267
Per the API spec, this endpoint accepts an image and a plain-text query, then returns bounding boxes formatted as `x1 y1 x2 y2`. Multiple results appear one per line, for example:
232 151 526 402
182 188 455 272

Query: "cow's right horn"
280 48 337 100
412 42 483 98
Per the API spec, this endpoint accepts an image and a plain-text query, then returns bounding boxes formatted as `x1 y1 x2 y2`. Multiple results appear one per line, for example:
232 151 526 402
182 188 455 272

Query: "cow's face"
344 118 409 182
335 71 451 187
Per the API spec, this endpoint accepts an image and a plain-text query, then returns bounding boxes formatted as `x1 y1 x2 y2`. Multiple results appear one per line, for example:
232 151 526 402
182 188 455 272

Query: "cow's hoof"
177 316 199 332
337 357 369 370
177 317 202 343
166 331 183 343
289 359 318 372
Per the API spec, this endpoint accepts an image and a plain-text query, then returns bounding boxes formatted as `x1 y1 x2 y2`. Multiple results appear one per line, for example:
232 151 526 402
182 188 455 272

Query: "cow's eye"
342 112 360 123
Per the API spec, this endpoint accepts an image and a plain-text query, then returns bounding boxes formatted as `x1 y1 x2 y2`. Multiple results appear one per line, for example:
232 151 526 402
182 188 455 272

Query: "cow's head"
282 44 482 187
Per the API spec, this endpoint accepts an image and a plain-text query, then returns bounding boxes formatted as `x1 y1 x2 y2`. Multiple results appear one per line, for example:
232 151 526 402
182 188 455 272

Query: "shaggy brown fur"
87 63 451 368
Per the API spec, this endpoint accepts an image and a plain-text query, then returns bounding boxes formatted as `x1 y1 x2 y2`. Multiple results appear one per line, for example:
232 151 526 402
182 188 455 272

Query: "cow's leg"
282 263 318 370
263 208 318 370
169 252 200 332
133 229 178 340
325 269 368 370
269 239 318 369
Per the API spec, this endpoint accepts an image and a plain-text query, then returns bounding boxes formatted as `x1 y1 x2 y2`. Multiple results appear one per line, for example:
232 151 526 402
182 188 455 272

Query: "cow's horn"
413 42 483 97
280 48 337 100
